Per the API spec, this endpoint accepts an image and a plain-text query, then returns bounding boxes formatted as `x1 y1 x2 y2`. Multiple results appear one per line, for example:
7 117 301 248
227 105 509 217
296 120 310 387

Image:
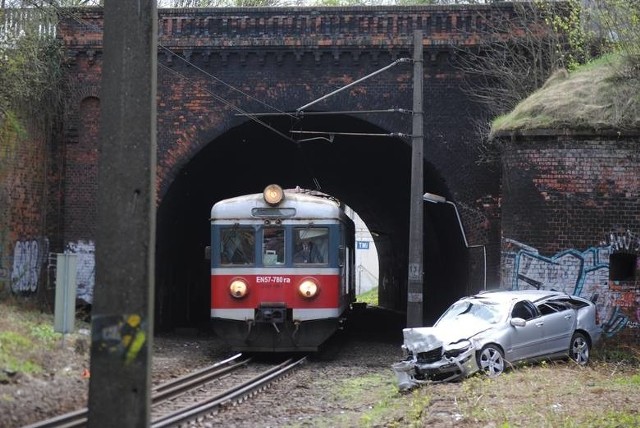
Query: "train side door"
339 224 356 303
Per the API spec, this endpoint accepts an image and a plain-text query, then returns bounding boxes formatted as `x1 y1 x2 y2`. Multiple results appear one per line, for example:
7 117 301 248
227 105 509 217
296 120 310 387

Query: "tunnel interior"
155 113 470 330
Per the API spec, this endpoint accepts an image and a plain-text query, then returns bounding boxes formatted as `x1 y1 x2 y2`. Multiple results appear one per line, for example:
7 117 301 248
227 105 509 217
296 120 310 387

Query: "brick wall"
52 5 536 320
58 14 511 223
501 135 640 253
500 132 640 342
64 96 100 243
0 119 50 294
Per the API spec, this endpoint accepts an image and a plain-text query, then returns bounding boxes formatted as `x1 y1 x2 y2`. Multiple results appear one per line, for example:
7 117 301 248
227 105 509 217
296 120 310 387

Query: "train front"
209 184 355 352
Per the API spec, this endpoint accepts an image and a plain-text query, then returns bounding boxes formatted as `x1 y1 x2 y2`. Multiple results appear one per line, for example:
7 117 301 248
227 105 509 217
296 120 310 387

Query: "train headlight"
229 279 249 299
298 279 319 299
263 184 284 206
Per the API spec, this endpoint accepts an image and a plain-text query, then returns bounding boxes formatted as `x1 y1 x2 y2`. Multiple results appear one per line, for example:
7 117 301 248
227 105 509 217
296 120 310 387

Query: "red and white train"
209 184 356 352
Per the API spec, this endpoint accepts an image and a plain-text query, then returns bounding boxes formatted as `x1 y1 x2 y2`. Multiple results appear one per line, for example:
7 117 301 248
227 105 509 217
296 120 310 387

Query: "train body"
210 184 356 352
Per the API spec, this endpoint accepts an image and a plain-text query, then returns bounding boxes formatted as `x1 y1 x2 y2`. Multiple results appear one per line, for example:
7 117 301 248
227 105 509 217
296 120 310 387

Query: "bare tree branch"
454 2 570 120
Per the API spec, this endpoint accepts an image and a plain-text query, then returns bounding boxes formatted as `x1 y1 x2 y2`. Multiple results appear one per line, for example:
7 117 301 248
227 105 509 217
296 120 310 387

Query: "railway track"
24 353 307 428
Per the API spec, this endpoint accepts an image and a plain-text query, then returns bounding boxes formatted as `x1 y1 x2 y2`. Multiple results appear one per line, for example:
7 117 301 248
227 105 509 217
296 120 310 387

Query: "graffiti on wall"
66 240 95 304
503 233 639 338
606 229 640 253
11 238 49 293
8 239 95 303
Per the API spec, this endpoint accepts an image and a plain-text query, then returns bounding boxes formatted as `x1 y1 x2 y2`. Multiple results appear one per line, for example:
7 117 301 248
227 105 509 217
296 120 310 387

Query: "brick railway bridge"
57 5 526 328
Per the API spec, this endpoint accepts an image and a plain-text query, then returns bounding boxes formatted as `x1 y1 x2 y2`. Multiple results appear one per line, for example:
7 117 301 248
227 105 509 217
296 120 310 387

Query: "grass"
299 342 640 427
455 361 640 427
491 52 640 136
0 331 44 376
0 296 85 382
291 371 432 428
3 295 640 427
356 287 378 306
337 374 432 427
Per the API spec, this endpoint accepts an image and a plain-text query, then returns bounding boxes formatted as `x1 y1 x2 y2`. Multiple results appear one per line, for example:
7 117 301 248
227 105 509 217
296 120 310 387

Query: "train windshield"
220 226 255 265
263 227 285 265
294 227 329 264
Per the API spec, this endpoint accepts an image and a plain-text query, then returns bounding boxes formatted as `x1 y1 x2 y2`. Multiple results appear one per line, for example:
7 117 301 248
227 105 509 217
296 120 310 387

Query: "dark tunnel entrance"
154 114 470 331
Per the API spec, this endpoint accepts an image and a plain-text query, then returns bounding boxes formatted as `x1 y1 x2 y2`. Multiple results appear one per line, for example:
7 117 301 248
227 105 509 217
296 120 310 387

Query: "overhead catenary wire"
29 1 294 123
39 3 411 136
157 62 324 189
289 130 411 139
32 2 412 190
29 3 328 188
296 57 411 112
34 3 321 180
234 108 413 117
158 45 298 121
158 63 301 146
29 1 409 134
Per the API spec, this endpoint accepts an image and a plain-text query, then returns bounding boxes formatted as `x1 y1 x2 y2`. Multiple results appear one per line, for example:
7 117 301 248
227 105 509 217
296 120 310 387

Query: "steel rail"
151 356 308 428
152 353 250 400
23 353 247 428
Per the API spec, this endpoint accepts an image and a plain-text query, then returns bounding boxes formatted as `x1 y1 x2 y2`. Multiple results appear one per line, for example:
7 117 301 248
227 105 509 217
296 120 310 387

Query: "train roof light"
263 184 284 206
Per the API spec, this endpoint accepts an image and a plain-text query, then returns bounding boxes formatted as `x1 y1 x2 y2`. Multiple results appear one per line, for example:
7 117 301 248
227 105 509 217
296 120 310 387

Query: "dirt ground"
2 307 640 427
0 329 231 427
0 325 403 428
0 306 405 427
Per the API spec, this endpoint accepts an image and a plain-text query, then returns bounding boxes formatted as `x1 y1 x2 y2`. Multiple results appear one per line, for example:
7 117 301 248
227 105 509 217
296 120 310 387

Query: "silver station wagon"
392 289 602 391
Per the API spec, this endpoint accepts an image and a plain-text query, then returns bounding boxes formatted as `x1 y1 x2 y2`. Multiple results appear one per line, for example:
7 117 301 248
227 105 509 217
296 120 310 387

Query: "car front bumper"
392 346 479 391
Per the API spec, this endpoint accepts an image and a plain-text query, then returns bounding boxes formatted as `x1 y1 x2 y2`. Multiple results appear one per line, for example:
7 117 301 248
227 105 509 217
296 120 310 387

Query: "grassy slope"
491 54 640 136
0 298 89 382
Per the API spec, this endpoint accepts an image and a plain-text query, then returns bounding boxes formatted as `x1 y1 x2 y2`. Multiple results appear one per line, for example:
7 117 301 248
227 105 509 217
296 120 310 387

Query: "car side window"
554 297 589 310
538 301 570 315
537 303 556 316
511 301 537 321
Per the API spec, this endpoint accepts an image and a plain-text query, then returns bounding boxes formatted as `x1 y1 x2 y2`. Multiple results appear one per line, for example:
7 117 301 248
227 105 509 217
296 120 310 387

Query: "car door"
506 300 546 362
537 301 578 354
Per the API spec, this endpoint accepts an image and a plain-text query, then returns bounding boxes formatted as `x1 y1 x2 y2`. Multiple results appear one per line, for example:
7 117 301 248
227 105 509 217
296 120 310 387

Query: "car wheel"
569 332 590 365
478 344 505 377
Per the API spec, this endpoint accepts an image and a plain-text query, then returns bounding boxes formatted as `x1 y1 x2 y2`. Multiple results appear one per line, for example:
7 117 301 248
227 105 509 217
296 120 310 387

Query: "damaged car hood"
403 320 493 353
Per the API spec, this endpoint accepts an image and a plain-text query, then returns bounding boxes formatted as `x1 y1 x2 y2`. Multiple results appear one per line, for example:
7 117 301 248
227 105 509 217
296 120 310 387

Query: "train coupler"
291 320 301 340
271 322 280 334
255 303 287 325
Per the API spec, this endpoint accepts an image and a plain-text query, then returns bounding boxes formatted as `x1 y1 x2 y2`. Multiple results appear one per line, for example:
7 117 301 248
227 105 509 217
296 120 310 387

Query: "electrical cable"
22 2 409 190
43 4 328 188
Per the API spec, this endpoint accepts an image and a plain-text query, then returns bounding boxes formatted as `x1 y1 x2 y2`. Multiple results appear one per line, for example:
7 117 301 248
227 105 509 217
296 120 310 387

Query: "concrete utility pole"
406 30 424 328
87 1 157 427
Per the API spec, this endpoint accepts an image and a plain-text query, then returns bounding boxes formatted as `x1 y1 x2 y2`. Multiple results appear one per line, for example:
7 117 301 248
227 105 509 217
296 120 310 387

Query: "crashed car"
392 289 602 391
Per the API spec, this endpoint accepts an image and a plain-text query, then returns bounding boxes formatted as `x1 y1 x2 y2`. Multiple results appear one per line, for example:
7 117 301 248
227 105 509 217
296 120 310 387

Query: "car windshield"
435 299 506 326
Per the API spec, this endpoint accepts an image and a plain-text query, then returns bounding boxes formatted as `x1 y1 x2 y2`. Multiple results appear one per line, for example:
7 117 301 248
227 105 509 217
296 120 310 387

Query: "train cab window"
263 227 285 266
220 227 255 265
294 227 329 264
